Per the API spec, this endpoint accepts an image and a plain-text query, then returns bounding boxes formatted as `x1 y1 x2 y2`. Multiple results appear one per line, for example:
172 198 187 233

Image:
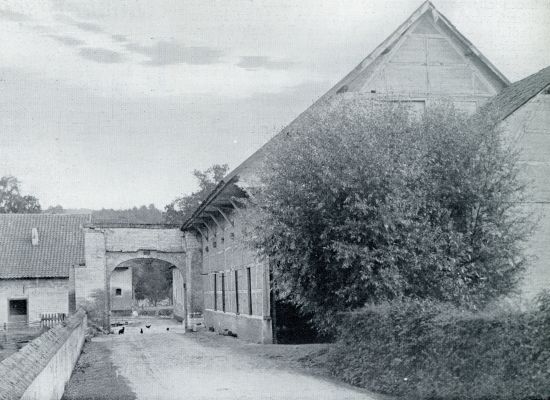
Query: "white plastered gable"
331 2 508 113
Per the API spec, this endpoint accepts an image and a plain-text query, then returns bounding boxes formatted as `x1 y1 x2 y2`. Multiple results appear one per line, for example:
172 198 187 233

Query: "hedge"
329 293 550 399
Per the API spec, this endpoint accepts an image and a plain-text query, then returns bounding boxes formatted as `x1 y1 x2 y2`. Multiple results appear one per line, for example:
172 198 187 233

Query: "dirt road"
67 318 382 400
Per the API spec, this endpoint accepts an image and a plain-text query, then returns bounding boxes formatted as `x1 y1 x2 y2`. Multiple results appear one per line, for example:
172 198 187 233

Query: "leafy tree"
133 260 173 307
164 164 229 224
92 204 163 223
249 99 532 332
82 289 108 329
0 176 41 213
45 205 65 214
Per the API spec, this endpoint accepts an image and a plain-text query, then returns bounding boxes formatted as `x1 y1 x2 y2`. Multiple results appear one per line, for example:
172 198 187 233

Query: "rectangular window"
235 270 239 314
213 273 217 311
221 273 226 312
247 267 253 315
115 288 122 296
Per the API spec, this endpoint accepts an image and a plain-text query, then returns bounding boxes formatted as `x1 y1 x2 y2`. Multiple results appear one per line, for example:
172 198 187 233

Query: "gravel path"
72 318 381 400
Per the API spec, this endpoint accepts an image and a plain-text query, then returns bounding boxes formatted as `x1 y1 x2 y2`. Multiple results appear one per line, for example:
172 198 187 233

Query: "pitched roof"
0 214 90 279
182 1 510 230
482 66 550 121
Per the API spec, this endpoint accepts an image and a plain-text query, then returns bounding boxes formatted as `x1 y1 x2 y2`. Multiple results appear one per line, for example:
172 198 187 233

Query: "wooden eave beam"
204 212 223 230
196 220 212 237
229 198 246 213
214 206 234 227
192 225 208 241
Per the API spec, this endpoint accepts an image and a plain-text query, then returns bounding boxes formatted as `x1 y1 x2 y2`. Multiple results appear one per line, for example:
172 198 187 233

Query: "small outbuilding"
0 214 90 326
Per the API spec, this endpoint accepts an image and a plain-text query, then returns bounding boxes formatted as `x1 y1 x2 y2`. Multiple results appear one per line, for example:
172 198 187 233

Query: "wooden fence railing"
40 313 66 328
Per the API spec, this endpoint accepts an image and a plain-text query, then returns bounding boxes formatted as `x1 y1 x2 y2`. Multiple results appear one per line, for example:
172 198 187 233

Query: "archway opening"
108 258 185 326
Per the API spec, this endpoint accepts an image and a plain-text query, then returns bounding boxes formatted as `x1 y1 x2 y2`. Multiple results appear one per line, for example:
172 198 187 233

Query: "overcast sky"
1 0 549 210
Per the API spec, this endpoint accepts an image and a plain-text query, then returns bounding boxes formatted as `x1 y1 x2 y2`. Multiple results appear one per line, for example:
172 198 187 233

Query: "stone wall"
0 278 69 325
172 267 186 321
0 309 87 400
501 91 550 299
110 267 133 311
76 226 187 329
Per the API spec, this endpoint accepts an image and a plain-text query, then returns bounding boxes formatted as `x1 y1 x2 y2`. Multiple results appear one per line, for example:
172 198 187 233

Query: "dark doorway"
8 299 28 324
273 300 327 344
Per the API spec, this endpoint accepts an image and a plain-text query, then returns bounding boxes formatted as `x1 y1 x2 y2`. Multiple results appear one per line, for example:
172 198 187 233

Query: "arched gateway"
74 223 203 329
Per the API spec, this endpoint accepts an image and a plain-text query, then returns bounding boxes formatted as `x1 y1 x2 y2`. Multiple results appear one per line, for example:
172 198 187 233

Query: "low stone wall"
0 309 87 400
204 309 272 343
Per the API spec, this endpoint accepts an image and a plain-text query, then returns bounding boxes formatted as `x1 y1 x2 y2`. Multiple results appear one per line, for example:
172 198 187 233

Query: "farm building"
180 1 512 343
0 214 90 326
484 66 550 299
110 266 133 312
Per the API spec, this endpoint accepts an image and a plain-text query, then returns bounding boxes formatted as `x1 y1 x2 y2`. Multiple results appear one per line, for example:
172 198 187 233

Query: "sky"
0 0 549 210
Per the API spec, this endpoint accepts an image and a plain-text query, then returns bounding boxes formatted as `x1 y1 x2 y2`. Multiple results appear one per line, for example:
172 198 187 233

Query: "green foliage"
0 176 41 213
250 98 532 331
81 289 107 328
164 164 229 224
92 204 163 223
132 260 173 307
330 296 550 399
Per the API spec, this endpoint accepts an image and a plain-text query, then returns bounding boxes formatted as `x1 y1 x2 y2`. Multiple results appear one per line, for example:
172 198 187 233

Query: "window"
235 270 239 314
221 273 226 312
247 267 253 315
115 288 122 296
391 100 426 120
213 273 217 310
8 299 27 324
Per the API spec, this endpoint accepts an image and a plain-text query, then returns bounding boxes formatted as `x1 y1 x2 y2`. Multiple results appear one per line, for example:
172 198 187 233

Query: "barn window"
247 267 253 315
391 100 426 120
115 288 122 296
221 273 226 312
235 270 240 314
213 274 217 311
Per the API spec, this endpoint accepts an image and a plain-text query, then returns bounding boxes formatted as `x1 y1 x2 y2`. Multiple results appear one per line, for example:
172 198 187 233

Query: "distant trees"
164 164 229 224
250 99 533 332
0 176 41 213
133 260 173 307
44 205 65 214
92 204 163 224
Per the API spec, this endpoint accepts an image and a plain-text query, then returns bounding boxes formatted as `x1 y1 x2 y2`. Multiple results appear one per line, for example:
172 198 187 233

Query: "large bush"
330 294 550 399
250 98 532 331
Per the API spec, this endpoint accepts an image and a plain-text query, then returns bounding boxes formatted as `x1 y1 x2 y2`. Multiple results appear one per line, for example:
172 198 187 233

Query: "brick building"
0 214 89 326
181 1 511 343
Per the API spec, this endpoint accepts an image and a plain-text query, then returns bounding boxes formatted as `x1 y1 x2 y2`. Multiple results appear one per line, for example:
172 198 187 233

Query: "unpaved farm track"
67 319 382 400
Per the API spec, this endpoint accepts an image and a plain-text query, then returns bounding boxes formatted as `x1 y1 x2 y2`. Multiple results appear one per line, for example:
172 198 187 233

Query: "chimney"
31 228 39 246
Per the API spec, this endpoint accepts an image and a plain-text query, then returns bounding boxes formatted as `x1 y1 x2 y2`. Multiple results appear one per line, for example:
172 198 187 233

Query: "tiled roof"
483 66 550 121
0 214 90 279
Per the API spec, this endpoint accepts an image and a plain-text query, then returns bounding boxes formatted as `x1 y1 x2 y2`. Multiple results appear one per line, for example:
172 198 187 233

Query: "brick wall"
198 205 272 343
0 278 69 325
0 309 87 400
